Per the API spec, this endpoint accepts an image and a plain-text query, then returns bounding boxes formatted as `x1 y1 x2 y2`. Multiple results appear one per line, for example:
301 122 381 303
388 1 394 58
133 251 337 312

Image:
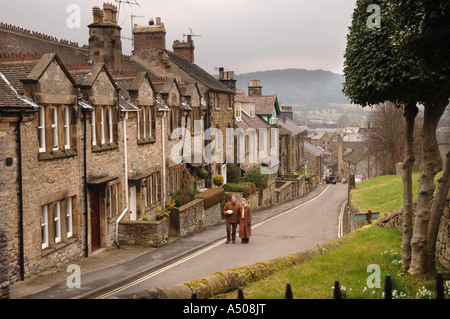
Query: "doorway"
130 186 137 221
90 191 101 252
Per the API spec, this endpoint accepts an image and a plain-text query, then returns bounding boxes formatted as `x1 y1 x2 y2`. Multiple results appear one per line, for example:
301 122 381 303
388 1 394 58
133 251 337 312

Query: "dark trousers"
226 221 237 241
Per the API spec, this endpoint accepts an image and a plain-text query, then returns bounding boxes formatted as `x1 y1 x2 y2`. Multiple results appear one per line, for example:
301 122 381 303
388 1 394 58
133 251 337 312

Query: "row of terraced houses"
0 3 308 283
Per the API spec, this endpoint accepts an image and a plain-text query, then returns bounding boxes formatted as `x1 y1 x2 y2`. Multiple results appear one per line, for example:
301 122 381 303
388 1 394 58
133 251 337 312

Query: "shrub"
213 174 224 187
171 188 199 207
165 197 176 213
195 187 225 209
222 182 257 198
243 167 268 189
197 169 208 180
226 164 241 184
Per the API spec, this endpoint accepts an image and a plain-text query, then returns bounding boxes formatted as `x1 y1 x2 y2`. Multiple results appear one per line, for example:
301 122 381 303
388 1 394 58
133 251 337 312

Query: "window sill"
41 237 78 257
137 137 156 145
38 149 78 161
92 142 119 153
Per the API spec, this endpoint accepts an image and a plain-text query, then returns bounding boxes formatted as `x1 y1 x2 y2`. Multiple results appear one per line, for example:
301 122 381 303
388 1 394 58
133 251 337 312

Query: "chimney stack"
133 17 166 51
88 3 122 71
219 68 236 92
173 35 195 62
248 80 262 97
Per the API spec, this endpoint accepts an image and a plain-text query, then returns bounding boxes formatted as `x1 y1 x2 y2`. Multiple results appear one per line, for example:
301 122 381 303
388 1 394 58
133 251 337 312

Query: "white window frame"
38 106 46 153
148 106 152 138
215 93 220 110
114 184 119 216
41 205 49 249
66 197 73 238
137 110 140 140
235 102 242 121
107 107 113 143
51 107 59 151
91 110 97 146
63 106 70 149
54 201 61 244
149 175 153 205
142 107 147 139
100 107 105 145
250 105 256 118
107 186 112 218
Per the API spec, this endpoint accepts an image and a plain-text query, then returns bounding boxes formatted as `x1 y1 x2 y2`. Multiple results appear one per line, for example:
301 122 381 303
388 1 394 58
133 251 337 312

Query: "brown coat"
223 202 240 223
239 205 252 239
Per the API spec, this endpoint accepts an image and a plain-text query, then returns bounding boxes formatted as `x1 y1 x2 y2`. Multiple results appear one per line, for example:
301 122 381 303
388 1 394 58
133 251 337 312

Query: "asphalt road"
97 182 347 298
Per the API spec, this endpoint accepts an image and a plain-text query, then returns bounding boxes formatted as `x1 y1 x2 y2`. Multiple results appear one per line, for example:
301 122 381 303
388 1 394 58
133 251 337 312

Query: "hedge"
194 187 225 209
222 182 257 198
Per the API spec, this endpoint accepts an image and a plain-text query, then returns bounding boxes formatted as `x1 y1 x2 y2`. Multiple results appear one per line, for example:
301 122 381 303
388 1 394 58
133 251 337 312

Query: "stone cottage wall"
0 226 9 299
376 201 450 270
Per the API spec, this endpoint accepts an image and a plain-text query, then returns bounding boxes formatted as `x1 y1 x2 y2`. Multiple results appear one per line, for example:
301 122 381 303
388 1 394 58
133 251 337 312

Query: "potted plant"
213 174 224 187
155 206 164 221
197 168 208 180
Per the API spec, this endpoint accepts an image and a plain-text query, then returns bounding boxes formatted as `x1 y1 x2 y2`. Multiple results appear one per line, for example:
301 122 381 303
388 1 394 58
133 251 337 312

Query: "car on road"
325 175 336 184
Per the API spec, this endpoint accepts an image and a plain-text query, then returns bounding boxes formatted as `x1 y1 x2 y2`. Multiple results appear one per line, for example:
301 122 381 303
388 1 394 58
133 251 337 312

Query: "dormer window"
250 105 255 118
235 102 242 121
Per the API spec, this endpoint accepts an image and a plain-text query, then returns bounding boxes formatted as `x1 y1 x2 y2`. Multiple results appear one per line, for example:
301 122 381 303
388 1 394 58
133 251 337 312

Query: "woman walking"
239 198 252 244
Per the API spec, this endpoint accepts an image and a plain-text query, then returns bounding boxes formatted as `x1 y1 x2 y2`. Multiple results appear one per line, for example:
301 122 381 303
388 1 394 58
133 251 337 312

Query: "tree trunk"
426 149 450 274
401 103 418 270
409 100 447 274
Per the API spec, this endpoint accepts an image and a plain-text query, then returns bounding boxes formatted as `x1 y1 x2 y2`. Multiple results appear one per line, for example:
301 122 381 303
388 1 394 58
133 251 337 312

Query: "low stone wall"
280 174 306 198
202 202 222 228
275 181 294 204
170 199 205 237
0 226 9 299
118 218 169 248
436 204 450 270
259 180 276 209
117 232 357 299
376 200 449 270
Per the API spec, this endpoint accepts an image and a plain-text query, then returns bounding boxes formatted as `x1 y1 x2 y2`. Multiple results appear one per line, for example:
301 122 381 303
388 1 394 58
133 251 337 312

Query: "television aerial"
114 0 141 22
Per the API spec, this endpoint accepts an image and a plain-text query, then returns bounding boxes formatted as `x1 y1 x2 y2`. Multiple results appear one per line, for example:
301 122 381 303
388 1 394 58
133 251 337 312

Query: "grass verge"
218 226 449 299
351 172 443 214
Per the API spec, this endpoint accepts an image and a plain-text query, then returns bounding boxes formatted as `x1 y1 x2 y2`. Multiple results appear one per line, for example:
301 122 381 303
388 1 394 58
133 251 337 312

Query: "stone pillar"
0 226 10 299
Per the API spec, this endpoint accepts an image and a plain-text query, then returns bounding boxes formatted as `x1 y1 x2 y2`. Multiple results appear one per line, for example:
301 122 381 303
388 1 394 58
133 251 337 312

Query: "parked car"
355 175 365 183
325 175 336 185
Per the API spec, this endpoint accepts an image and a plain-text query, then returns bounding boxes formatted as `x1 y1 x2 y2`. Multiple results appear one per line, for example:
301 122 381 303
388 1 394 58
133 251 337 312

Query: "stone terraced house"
0 3 235 282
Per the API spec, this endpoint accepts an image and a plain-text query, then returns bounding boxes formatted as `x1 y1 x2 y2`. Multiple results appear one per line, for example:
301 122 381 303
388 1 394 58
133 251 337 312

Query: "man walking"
223 196 240 244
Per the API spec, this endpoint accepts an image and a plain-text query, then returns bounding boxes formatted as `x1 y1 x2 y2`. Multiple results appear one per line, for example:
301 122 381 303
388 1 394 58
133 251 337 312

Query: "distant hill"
233 68 350 108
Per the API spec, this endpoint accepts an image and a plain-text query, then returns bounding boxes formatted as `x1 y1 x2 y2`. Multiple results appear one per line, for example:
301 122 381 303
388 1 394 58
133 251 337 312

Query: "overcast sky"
0 0 356 75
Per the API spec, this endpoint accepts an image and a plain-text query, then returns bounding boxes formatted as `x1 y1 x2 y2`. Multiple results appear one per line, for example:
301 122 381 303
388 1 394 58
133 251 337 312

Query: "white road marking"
96 185 331 299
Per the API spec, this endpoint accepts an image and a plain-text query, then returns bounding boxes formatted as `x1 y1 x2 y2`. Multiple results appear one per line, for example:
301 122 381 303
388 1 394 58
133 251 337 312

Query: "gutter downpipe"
162 111 167 209
17 112 25 281
83 108 90 258
115 112 129 247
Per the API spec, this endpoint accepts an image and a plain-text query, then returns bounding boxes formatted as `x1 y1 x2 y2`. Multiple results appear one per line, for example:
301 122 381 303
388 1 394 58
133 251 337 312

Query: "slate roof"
235 110 271 131
0 70 37 109
235 89 278 115
278 118 303 136
304 141 323 157
163 50 233 94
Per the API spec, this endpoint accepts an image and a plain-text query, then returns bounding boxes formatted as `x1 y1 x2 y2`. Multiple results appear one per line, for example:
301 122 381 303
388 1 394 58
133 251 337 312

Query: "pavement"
9 184 328 299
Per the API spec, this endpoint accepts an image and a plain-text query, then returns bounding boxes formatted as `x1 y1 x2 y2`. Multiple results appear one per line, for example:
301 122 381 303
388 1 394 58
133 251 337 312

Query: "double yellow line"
96 185 330 299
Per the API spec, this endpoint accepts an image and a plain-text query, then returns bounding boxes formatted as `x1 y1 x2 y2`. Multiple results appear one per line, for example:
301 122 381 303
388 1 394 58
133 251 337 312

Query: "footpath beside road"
10 184 329 299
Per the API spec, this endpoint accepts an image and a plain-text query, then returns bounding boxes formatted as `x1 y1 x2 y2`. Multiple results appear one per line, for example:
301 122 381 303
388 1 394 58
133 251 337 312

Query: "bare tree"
367 102 406 175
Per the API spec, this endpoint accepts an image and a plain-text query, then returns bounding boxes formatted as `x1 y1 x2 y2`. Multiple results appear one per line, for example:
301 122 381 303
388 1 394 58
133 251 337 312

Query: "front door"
130 186 137 221
90 191 101 252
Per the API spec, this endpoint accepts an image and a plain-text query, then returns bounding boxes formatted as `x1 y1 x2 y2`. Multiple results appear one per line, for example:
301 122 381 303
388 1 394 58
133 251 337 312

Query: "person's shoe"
225 240 230 244
232 240 236 244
